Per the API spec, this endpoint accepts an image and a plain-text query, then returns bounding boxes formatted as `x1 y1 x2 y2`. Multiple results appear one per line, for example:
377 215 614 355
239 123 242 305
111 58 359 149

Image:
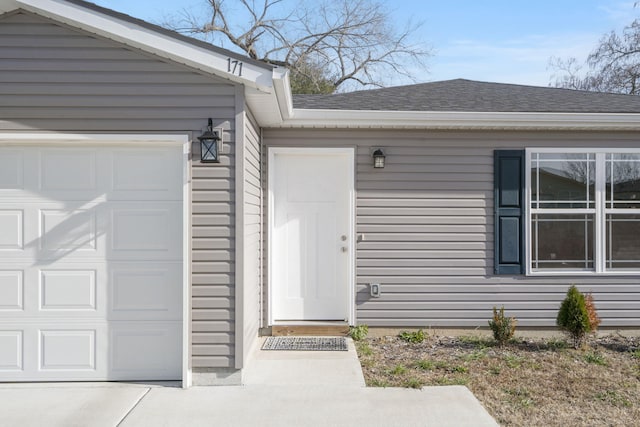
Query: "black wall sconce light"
199 118 222 163
372 148 386 168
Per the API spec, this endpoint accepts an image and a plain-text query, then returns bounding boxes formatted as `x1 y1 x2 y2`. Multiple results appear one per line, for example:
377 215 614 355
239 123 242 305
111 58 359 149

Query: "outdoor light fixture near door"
372 148 386 168
199 118 223 163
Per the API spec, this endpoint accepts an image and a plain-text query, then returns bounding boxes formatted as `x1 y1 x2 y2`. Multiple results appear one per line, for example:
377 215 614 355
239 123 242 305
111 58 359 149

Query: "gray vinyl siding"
263 128 640 328
240 108 262 364
0 11 238 368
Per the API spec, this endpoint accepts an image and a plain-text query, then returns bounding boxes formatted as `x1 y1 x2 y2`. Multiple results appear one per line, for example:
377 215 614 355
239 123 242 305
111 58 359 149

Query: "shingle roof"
292 79 640 113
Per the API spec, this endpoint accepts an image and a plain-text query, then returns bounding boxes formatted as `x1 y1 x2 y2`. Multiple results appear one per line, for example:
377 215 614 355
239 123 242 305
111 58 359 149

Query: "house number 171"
227 58 243 76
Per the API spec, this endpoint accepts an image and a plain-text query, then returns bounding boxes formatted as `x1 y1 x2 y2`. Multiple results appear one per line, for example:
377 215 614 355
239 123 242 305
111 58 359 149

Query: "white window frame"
526 147 640 276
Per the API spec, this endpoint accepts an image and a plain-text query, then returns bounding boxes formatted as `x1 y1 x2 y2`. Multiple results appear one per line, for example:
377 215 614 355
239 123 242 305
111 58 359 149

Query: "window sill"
528 270 640 277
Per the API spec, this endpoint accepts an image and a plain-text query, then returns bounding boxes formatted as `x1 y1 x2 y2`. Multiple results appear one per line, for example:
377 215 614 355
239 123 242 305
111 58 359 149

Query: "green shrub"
356 341 373 356
399 329 426 344
584 351 608 366
488 306 517 346
415 359 435 370
389 364 407 375
557 285 591 348
349 324 368 341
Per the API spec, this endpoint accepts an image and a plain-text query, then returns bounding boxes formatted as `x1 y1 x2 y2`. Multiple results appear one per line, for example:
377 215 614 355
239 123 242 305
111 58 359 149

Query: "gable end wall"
0 11 239 370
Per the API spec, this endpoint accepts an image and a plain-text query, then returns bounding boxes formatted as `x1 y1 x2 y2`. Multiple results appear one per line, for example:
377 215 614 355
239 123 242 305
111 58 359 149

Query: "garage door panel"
0 264 107 319
0 271 23 311
1 146 183 202
0 144 183 382
109 264 182 321
0 322 180 381
0 203 107 261
40 270 97 311
0 323 108 381
39 150 98 192
0 204 182 261
40 329 96 371
40 208 98 253
110 322 181 380
0 209 23 250
0 330 22 371
111 148 183 198
109 203 182 259
0 149 24 190
0 263 181 321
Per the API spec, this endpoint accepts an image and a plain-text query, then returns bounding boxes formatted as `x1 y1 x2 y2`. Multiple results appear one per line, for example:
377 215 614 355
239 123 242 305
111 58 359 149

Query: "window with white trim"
528 150 640 274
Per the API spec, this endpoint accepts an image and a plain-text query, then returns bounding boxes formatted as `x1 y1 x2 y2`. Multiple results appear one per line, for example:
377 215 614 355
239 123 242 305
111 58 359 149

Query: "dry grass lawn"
356 333 640 426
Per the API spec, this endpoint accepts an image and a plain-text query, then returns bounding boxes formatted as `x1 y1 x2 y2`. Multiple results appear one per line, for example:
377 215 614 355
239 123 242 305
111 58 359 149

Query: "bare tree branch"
162 0 431 93
550 17 640 95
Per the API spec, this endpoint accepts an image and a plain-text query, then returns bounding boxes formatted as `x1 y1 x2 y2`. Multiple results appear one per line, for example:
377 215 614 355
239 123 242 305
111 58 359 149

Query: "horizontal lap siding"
263 128 640 328
0 12 237 368
241 109 262 363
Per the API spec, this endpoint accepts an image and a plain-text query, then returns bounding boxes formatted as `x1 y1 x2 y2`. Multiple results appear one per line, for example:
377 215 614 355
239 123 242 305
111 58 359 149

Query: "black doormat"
262 336 348 351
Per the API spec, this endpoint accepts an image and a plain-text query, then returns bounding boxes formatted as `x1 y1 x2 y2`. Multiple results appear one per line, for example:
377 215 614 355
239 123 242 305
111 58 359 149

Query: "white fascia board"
272 67 294 120
283 109 640 130
9 0 274 92
244 67 293 127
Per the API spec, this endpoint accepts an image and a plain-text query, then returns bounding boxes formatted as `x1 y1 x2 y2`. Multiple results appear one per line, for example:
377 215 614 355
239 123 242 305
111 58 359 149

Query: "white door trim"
267 147 356 325
0 132 192 387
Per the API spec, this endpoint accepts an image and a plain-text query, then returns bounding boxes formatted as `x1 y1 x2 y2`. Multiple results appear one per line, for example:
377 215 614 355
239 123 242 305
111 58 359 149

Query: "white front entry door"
270 148 353 322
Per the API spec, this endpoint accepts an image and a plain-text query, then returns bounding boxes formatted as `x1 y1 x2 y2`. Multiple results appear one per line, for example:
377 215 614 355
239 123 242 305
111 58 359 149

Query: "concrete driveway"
0 339 498 426
0 383 498 427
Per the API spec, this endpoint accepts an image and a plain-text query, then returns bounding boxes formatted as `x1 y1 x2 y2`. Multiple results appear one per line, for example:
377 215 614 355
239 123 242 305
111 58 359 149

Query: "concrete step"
271 325 350 336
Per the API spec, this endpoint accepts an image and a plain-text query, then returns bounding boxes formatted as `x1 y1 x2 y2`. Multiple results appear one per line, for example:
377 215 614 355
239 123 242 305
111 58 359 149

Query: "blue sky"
94 0 638 87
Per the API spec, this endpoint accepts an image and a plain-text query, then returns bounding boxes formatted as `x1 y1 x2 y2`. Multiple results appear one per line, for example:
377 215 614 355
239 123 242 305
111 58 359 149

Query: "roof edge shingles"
292 79 640 113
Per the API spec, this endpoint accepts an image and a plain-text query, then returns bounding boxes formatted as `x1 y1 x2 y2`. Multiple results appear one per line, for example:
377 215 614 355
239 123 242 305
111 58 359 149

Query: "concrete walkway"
0 338 499 427
241 336 367 386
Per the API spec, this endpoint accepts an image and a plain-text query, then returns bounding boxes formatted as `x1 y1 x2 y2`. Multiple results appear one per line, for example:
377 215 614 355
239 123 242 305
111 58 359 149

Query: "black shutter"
494 150 525 275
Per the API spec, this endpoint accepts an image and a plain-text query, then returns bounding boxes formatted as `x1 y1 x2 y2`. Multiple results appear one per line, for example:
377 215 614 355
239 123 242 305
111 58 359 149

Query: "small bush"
356 341 373 356
389 364 407 375
595 390 632 407
488 306 517 346
459 335 493 348
399 329 426 344
415 359 435 370
557 285 591 348
349 324 368 341
504 354 525 369
461 349 488 362
370 379 390 387
584 351 608 366
434 377 469 386
546 338 569 351
404 378 423 389
584 292 601 331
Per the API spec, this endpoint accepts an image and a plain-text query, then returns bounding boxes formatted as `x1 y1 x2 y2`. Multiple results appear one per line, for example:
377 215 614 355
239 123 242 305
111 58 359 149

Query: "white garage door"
0 144 183 381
